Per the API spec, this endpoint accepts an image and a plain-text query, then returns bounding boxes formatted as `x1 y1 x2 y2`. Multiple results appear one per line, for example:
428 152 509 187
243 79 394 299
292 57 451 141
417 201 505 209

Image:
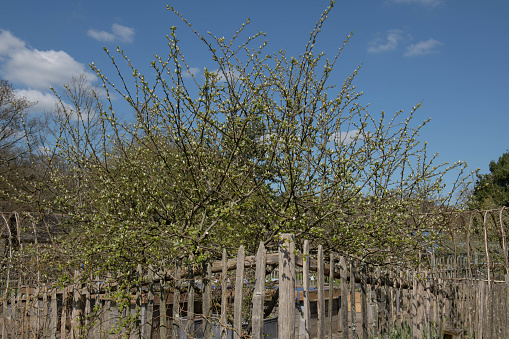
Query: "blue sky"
0 0 508 192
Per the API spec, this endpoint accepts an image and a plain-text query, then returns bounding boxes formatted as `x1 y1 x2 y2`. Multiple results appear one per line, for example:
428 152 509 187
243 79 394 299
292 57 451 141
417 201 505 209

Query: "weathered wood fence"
2 233 509 338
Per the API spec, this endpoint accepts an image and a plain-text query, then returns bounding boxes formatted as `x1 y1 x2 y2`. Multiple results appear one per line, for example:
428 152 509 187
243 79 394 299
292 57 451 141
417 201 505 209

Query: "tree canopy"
471 151 509 209
7 3 470 284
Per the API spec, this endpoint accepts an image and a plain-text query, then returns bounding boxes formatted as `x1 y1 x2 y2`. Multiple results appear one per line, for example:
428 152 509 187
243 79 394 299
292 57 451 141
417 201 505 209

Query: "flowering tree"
37 3 469 284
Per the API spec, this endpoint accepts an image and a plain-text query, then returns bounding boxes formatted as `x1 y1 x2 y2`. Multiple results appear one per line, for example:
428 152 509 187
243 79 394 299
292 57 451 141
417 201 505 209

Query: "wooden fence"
1 233 509 338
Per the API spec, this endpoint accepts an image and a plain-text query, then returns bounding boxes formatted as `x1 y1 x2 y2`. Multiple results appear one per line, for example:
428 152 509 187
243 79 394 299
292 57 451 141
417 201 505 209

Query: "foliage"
28 2 470 286
470 151 509 209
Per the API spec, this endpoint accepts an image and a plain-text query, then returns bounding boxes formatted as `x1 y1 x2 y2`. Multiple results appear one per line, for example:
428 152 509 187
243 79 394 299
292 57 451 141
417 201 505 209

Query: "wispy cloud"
329 130 362 145
87 24 135 43
368 30 404 54
404 38 442 56
389 0 442 7
0 30 94 91
182 67 201 79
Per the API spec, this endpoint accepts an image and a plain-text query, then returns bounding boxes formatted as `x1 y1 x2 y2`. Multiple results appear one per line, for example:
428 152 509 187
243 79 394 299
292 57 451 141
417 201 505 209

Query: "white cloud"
368 30 403 54
0 30 95 91
14 89 59 113
87 29 116 42
404 38 442 56
111 24 135 43
213 69 241 83
182 67 201 79
329 130 362 145
87 24 135 43
389 0 442 7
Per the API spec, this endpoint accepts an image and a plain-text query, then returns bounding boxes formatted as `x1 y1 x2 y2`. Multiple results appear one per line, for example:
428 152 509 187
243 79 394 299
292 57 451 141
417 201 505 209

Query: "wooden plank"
252 242 267 339
186 261 194 339
371 268 378 337
160 275 168 339
84 280 91 334
233 245 245 339
350 260 357 339
302 240 311 339
340 256 349 339
378 269 384 338
412 273 421 339
317 245 325 339
1 291 6 339
329 252 334 339
72 271 82 338
50 287 57 338
147 266 155 339
220 248 228 339
360 263 368 339
202 262 212 339
104 274 113 338
173 261 181 339
278 233 296 339
41 285 48 337
502 274 509 338
60 286 68 339
477 280 484 338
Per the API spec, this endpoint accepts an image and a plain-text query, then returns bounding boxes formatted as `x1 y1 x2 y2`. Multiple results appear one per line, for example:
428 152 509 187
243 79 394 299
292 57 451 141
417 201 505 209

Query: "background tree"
0 79 43 211
470 151 509 209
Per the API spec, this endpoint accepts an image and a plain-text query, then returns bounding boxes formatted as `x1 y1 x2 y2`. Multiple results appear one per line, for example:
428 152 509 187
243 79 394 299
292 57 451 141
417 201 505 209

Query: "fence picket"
317 245 325 339
173 261 181 339
360 264 368 339
329 252 334 339
233 245 245 339
186 261 194 338
350 260 357 339
302 240 311 339
202 262 212 339
279 233 296 339
220 248 228 339
339 256 349 339
252 242 267 339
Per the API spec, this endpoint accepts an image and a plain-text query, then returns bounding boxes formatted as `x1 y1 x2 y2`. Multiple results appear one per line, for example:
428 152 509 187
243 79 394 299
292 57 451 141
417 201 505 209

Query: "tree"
34 3 469 286
0 79 43 211
0 79 34 167
471 151 509 209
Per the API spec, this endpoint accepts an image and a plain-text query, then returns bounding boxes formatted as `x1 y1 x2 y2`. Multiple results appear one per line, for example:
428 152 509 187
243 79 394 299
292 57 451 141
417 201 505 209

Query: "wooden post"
173 261 181 339
84 279 91 334
317 245 325 339
350 260 357 339
329 252 334 339
234 245 245 339
186 261 195 338
220 249 228 339
378 269 384 338
360 264 368 339
202 262 213 339
50 287 57 338
60 287 68 339
146 266 155 339
279 233 296 339
160 274 168 339
252 242 267 339
302 240 311 339
103 274 115 338
340 256 349 339
71 271 83 338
